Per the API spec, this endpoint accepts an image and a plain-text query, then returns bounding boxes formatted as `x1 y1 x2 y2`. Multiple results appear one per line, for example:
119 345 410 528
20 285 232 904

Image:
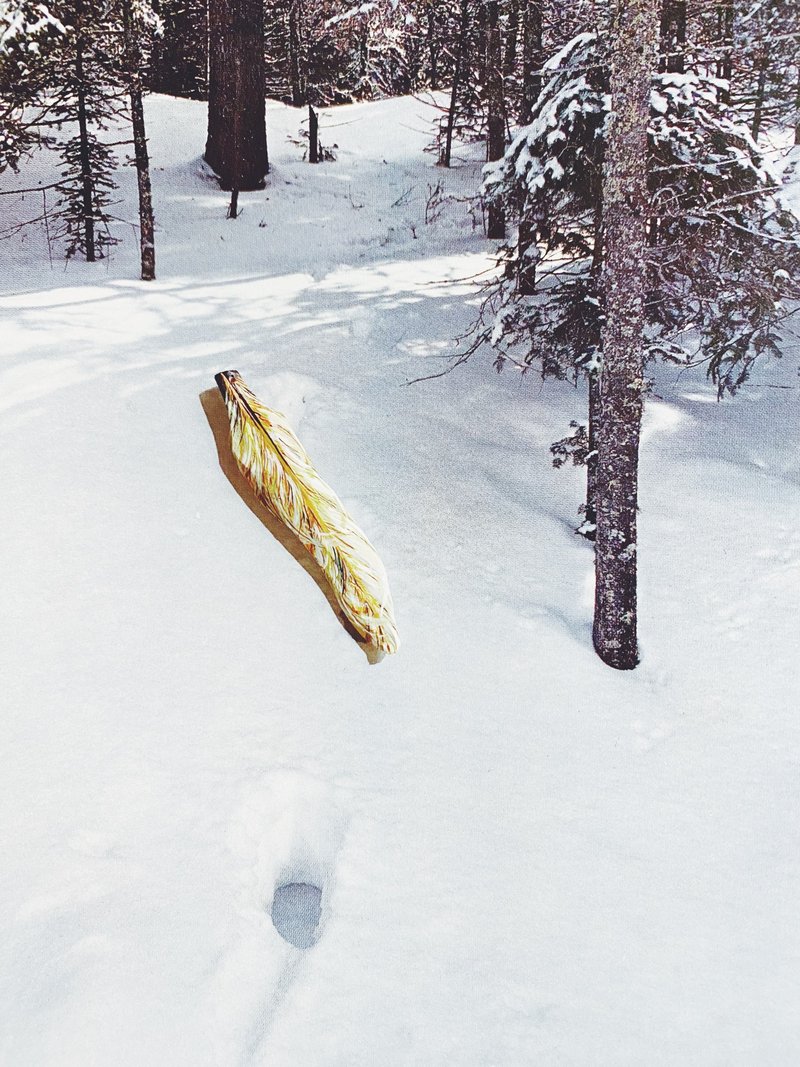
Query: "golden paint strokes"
215 369 399 655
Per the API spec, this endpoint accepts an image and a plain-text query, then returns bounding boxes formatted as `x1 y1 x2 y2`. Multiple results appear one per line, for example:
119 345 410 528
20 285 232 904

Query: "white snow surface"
1 95 800 1065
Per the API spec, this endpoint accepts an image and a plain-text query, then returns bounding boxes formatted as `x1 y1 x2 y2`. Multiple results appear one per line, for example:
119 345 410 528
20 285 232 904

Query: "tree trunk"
592 0 657 670
440 0 469 167
75 39 95 263
716 0 734 104
751 50 769 141
308 104 319 162
520 0 542 124
504 0 520 79
485 0 506 239
205 0 268 190
516 0 543 292
795 63 800 145
121 0 155 280
426 1 439 89
659 0 686 74
288 0 305 106
585 196 604 531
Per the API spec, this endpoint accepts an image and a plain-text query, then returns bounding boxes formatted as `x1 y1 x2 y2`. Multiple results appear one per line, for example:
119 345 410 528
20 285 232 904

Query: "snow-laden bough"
215 369 399 655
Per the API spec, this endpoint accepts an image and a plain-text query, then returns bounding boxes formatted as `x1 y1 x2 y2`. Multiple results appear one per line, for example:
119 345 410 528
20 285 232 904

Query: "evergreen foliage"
0 2 64 171
481 30 800 398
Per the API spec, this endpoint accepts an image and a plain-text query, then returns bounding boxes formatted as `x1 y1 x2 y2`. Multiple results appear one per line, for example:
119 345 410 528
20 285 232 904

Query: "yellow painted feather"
215 369 399 655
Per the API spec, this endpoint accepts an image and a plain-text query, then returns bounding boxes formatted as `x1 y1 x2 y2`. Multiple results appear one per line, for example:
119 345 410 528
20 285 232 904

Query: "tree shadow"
199 387 381 664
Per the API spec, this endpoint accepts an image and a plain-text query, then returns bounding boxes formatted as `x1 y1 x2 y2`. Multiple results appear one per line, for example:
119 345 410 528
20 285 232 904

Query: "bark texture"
288 0 304 106
205 0 268 190
75 40 95 263
520 0 543 124
440 0 469 167
485 0 506 239
716 0 734 104
122 0 156 280
516 0 543 293
592 0 658 670
308 104 319 163
658 0 686 73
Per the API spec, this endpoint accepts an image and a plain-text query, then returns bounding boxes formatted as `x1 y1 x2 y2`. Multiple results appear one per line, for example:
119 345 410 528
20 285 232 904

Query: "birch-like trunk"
592 0 657 670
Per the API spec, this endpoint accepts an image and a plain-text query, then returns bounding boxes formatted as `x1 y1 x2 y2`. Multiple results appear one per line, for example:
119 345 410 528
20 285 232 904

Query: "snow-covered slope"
1 95 799 1066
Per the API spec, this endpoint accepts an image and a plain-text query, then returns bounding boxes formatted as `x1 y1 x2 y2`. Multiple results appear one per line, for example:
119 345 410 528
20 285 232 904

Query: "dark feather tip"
214 370 238 399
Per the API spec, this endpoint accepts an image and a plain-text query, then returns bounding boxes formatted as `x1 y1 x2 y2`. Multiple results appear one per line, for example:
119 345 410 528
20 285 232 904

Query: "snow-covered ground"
1 95 799 1065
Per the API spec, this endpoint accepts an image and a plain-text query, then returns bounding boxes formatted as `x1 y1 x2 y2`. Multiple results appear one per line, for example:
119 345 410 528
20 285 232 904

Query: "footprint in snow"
271 881 323 949
208 770 348 1061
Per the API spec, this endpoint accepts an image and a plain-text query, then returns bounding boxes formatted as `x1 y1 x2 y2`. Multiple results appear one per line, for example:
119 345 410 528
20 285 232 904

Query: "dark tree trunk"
75 40 95 263
121 0 155 280
585 196 604 530
716 0 734 104
485 0 506 239
504 0 520 78
592 0 657 670
440 0 470 167
288 0 305 106
517 219 536 293
206 0 268 190
308 104 319 162
586 372 600 535
517 0 543 292
520 0 543 124
659 0 686 74
795 64 800 145
426 1 439 89
751 50 769 141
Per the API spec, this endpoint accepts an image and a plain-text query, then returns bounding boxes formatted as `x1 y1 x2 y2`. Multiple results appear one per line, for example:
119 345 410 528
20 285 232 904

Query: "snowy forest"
1 0 799 1063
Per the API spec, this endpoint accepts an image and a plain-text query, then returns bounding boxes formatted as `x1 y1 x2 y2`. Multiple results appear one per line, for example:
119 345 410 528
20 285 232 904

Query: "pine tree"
479 28 799 543
47 2 126 262
0 2 64 171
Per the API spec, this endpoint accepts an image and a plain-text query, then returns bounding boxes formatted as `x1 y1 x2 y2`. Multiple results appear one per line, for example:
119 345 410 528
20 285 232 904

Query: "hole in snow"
270 882 323 949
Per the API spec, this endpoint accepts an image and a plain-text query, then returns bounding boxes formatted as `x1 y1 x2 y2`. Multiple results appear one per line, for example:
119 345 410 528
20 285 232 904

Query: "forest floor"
1 95 799 1065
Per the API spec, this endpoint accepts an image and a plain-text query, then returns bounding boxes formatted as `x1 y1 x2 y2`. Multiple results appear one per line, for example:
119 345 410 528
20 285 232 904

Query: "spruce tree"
48 2 125 262
0 2 64 171
480 29 799 533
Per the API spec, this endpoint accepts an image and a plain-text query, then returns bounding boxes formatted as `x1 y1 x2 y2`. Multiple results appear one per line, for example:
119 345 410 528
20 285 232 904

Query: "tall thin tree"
592 0 658 669
485 0 506 238
121 0 155 279
440 0 470 166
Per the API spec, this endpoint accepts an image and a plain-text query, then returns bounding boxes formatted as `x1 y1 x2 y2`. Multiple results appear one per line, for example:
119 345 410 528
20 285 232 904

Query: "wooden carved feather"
215 369 399 655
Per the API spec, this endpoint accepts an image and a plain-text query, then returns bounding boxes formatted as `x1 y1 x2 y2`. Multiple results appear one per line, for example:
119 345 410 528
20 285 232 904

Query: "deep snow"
1 94 799 1066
